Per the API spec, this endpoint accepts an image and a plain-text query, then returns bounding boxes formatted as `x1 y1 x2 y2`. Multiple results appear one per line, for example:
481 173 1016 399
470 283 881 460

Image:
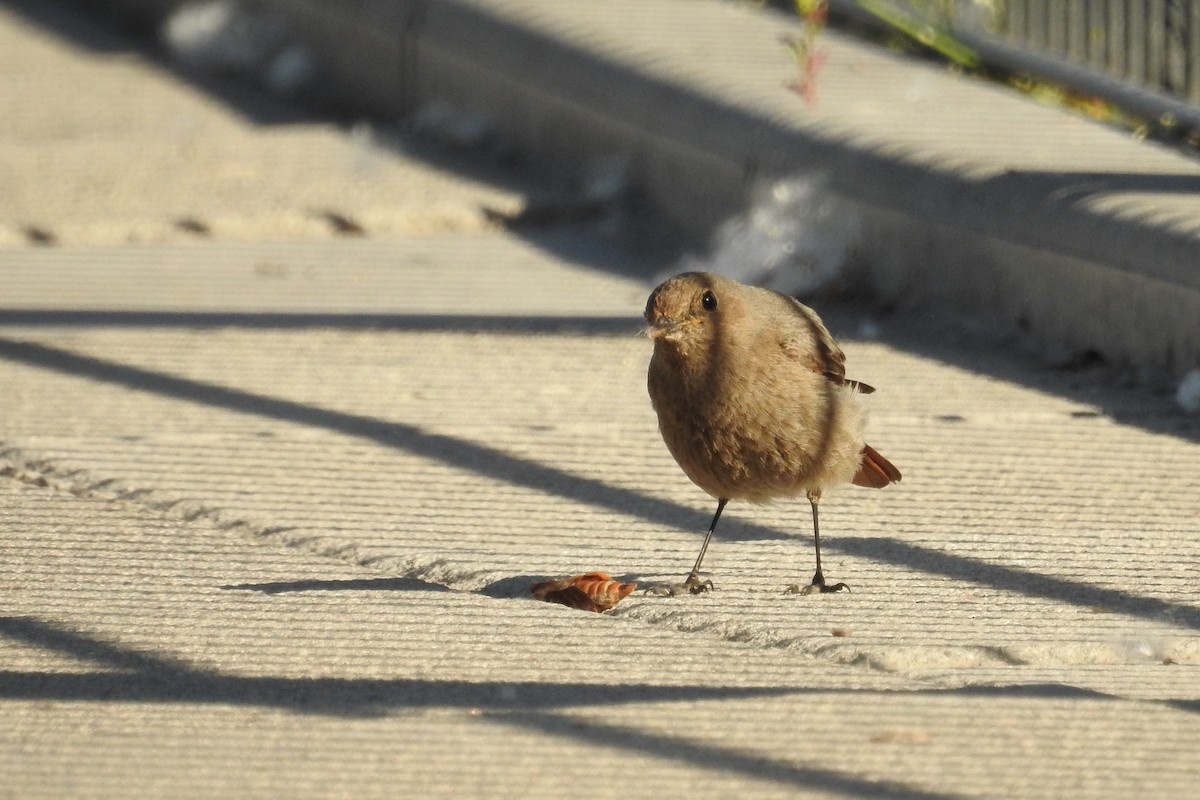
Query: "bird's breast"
648 347 837 500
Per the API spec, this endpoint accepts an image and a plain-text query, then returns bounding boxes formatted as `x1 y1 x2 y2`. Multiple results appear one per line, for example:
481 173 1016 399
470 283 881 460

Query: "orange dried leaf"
531 571 637 612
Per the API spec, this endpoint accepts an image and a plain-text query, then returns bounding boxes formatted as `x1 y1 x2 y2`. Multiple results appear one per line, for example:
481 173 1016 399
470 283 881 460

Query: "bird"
644 271 900 595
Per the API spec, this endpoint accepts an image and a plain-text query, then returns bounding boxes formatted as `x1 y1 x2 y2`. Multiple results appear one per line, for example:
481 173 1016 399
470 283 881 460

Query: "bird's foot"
784 573 849 595
644 572 714 597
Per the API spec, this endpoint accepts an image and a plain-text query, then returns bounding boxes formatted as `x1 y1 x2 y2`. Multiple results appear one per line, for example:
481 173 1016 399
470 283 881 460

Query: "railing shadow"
1 335 1197 632
6 0 1199 445
221 576 452 594
0 617 797 717
1 614 1161 797
0 311 643 336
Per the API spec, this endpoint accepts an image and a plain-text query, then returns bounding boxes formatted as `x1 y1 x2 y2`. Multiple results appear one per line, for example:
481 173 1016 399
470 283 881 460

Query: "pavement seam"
0 444 375 571
0 443 1026 680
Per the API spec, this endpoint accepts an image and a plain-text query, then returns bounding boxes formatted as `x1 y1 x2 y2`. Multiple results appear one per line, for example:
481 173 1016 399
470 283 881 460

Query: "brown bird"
644 271 900 595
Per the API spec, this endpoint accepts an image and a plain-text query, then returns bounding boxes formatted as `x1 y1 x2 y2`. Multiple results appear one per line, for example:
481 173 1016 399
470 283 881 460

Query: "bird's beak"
644 317 683 341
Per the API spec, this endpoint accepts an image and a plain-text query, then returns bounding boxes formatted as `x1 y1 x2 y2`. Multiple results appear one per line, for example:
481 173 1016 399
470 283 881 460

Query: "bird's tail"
852 443 902 488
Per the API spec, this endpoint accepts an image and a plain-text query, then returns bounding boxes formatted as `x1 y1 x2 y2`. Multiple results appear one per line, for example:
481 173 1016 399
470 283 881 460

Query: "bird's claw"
644 574 714 597
784 578 850 595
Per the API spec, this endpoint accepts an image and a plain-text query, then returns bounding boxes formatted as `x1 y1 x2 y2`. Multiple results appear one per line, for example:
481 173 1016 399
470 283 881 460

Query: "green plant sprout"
784 1 1160 143
784 0 830 104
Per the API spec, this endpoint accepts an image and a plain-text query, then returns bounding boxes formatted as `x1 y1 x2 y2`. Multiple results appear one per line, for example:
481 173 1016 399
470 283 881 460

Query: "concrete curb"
96 0 1200 380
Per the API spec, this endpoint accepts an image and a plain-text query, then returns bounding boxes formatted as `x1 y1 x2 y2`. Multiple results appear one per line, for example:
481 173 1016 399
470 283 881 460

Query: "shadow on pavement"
0 310 643 336
221 576 452 594
2 0 322 127
490 710 971 800
1 335 1197 632
2 614 1158 797
0 616 793 716
7 0 1199 448
837 537 1200 631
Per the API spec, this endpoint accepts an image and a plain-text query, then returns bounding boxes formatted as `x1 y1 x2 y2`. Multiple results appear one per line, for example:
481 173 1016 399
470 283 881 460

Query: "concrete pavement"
228 0 1200 379
4 232 1200 798
2 2 1200 798
0 0 526 247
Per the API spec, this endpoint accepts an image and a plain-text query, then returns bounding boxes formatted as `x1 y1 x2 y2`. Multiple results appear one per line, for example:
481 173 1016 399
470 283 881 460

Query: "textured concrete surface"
47 0 1200 375
223 0 1200 377
3 235 1200 799
0 1 524 247
3 3 1200 799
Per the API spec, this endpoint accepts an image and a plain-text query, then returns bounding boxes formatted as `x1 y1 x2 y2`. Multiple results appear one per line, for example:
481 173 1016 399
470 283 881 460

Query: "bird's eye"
701 291 718 311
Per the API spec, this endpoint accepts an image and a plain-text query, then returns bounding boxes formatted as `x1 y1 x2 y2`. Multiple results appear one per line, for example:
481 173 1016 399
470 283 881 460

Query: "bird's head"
644 272 729 353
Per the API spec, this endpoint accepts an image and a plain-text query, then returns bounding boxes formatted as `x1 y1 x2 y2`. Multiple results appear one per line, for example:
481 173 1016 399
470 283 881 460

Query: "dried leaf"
531 571 637 612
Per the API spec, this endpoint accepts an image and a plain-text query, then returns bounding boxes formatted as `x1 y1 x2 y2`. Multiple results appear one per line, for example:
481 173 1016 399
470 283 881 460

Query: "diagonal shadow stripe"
0 310 643 335
7 615 1178 721
837 537 1200 629
489 710 970 800
8 613 1185 800
0 616 804 715
1 336 1197 629
0 335 746 541
0 669 803 717
220 577 453 594
0 614 188 677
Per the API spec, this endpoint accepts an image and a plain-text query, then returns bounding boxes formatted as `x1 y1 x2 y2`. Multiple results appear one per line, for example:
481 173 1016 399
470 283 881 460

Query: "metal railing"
823 0 1200 139
999 0 1200 105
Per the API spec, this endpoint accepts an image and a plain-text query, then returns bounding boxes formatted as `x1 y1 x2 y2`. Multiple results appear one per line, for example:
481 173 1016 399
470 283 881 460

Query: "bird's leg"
682 498 726 591
645 499 725 596
785 489 849 595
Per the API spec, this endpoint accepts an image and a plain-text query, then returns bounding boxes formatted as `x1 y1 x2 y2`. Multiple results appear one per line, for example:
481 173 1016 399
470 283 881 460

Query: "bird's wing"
778 296 875 393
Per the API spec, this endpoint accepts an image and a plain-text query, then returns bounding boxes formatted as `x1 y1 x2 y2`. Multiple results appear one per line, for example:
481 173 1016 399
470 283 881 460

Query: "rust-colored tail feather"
852 443 901 488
